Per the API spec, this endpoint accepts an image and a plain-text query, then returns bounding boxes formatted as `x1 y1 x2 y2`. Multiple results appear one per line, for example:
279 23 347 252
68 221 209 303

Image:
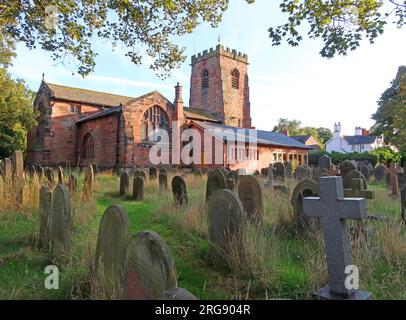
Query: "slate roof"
76 106 122 124
45 82 134 107
184 107 220 122
344 135 377 145
291 135 312 144
193 121 311 149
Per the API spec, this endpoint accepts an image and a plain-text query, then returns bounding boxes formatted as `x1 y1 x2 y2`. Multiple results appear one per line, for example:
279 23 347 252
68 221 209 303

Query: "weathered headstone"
95 205 131 296
205 168 226 203
374 164 386 183
123 230 177 300
39 185 52 247
285 162 293 179
207 189 246 250
385 163 404 197
339 160 357 179
295 165 312 180
83 165 94 199
3 158 12 184
133 176 144 201
50 185 72 261
159 172 168 191
149 167 157 180
343 170 367 190
318 155 332 172
274 162 285 181
344 178 374 199
119 171 130 196
359 165 370 183
303 177 371 300
291 179 319 230
238 176 263 224
172 176 188 206
57 166 64 185
134 170 146 180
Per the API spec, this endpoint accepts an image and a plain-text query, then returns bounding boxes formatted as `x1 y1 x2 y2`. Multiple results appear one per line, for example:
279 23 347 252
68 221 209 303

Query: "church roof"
45 82 134 107
192 121 311 149
76 106 122 124
184 107 220 122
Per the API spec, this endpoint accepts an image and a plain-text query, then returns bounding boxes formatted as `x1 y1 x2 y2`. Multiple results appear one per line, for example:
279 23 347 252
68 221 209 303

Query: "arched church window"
231 69 240 89
201 69 209 90
82 133 95 159
141 105 169 143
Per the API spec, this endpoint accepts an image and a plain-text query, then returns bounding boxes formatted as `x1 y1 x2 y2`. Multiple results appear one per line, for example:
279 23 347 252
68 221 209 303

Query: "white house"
325 123 384 153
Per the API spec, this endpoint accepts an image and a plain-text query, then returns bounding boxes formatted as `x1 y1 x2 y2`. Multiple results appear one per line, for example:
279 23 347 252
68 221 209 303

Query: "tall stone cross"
385 163 404 196
303 176 371 300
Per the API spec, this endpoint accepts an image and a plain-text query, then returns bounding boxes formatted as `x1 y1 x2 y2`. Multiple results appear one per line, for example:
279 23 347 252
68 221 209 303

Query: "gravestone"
343 170 367 190
161 287 197 300
339 160 357 179
95 205 131 296
295 165 312 180
134 170 146 180
172 176 188 206
238 176 263 224
159 168 167 175
284 162 293 179
45 168 55 186
39 185 52 247
318 155 332 172
374 164 386 183
274 162 285 181
207 189 246 250
50 185 72 261
303 177 371 300
123 230 177 300
119 171 130 196
327 165 340 176
159 172 168 191
133 176 144 201
68 174 77 195
12 150 24 202
291 179 319 230
57 166 64 185
149 167 157 180
3 158 12 184
385 163 404 196
359 165 370 183
226 178 237 191
205 169 226 203
83 165 94 199
344 178 374 199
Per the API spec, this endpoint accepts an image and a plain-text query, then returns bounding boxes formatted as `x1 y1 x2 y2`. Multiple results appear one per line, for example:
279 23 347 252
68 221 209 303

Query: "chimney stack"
174 82 184 123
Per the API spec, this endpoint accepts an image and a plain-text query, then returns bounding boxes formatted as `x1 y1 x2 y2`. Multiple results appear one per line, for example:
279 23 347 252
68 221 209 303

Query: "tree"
0 0 254 78
269 0 405 59
317 127 333 144
0 68 37 158
272 118 302 135
371 66 406 151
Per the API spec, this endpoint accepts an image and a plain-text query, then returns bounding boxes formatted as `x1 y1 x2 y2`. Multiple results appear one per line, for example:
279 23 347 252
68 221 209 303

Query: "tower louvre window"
201 69 209 90
231 69 240 89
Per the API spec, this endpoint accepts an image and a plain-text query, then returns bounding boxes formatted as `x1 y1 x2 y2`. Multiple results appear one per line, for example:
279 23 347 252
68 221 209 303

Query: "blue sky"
9 0 406 136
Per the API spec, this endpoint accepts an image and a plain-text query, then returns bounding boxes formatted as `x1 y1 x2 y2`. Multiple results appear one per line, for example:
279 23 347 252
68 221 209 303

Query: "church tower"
189 44 251 128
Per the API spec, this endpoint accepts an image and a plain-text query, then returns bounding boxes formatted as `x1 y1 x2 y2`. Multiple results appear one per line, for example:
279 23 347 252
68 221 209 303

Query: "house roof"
344 135 377 145
45 82 134 107
76 106 122 124
192 121 311 149
184 107 220 122
291 134 312 144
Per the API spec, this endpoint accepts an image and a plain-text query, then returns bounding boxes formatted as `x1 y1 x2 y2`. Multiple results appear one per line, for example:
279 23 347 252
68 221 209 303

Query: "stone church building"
27 45 310 172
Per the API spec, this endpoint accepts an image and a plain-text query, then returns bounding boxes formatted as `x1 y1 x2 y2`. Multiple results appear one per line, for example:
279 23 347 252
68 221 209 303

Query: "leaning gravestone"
83 165 94 199
57 166 64 185
339 160 357 179
205 168 226 203
291 179 319 231
122 230 178 300
159 172 168 191
39 185 52 247
207 189 246 251
303 177 371 300
343 170 367 190
133 176 144 201
374 164 386 183
238 176 263 224
119 171 130 196
318 155 332 172
95 205 131 297
50 185 72 261
172 176 188 206
3 158 12 184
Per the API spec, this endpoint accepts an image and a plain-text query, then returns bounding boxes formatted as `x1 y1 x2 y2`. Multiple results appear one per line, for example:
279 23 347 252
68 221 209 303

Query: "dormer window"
201 69 209 90
231 69 240 89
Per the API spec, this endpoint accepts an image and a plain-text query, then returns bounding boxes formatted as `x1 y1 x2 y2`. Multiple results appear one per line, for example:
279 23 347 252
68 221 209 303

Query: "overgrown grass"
0 171 405 300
